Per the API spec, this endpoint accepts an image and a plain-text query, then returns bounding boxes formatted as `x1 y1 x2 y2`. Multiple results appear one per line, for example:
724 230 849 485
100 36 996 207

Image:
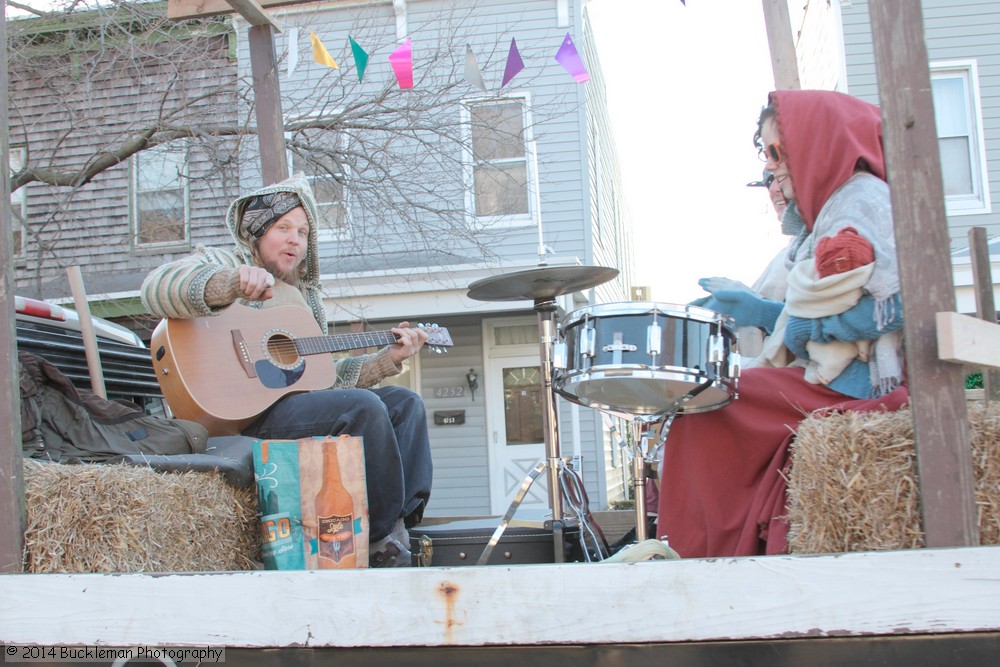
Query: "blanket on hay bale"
787 401 1000 554
22 459 260 573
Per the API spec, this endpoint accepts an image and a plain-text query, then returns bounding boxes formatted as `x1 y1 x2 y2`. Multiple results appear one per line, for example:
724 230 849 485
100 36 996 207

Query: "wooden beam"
168 0 327 21
868 1 978 548
937 312 1000 370
3 549 1000 646
968 227 1000 400
227 0 283 31
761 0 801 89
248 23 290 185
0 7 27 574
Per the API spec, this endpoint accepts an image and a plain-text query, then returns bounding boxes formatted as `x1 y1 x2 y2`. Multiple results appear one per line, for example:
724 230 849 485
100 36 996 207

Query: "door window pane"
503 365 543 445
493 324 536 346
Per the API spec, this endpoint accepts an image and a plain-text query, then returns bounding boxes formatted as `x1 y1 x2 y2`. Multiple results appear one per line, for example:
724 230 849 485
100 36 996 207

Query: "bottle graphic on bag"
316 443 356 568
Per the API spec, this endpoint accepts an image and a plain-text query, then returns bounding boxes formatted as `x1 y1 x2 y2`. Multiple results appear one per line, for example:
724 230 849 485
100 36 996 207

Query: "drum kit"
467 264 741 561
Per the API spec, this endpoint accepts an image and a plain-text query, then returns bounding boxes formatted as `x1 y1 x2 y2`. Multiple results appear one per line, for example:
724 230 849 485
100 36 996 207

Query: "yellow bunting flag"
311 32 339 69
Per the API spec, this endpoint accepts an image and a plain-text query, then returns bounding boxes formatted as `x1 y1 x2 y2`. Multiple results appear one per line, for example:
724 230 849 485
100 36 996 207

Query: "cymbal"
467 265 619 302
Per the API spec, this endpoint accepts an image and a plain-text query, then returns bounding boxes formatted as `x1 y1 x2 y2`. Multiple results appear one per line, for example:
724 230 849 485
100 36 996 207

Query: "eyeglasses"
762 171 775 188
758 140 784 164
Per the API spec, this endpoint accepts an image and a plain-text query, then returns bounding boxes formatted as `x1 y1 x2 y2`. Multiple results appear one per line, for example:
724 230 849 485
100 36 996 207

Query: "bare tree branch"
10 1 577 298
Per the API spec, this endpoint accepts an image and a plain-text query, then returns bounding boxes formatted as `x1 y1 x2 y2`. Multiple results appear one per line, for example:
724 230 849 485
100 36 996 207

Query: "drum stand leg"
632 444 650 542
477 456 606 565
605 412 677 545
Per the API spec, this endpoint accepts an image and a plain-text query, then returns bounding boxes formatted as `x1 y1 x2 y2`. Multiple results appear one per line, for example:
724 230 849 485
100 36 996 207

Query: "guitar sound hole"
266 334 301 367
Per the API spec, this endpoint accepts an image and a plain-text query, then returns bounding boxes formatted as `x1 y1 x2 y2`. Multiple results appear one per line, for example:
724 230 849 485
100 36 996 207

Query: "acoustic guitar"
150 303 453 435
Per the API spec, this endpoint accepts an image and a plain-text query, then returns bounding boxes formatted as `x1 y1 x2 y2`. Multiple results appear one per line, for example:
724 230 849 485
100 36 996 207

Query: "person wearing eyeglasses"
696 169 794 363
657 90 909 559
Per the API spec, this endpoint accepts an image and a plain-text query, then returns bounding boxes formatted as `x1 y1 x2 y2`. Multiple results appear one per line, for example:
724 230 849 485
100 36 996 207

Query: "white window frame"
130 141 190 248
10 145 27 258
286 112 351 242
461 94 538 228
930 59 991 216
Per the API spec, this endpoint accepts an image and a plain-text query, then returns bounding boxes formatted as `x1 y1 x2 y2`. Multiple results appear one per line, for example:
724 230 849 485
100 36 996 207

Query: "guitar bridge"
232 330 257 378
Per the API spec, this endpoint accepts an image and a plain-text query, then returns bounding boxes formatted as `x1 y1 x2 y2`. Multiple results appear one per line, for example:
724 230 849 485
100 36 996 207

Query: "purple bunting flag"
554 33 589 83
464 45 487 92
501 37 525 88
389 38 414 89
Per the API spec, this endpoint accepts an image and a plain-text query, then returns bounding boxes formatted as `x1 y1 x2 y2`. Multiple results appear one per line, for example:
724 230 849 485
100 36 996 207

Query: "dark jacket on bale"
18 351 208 462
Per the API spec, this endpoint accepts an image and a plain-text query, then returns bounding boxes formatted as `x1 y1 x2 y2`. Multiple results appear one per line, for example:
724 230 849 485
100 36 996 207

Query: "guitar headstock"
417 323 453 353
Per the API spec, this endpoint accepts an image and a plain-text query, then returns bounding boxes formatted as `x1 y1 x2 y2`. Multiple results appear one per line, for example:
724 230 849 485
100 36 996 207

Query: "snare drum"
553 302 739 417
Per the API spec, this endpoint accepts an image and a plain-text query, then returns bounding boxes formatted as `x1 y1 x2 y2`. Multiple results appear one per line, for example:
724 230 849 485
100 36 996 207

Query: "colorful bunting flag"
501 38 525 88
554 33 589 83
349 35 369 83
389 38 414 89
464 45 487 92
310 31 339 69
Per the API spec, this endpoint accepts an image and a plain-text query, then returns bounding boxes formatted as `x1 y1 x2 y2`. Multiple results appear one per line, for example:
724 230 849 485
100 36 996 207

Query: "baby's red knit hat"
814 227 875 278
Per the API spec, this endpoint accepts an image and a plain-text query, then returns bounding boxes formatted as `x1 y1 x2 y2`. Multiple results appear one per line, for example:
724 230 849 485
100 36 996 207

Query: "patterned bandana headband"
241 192 303 240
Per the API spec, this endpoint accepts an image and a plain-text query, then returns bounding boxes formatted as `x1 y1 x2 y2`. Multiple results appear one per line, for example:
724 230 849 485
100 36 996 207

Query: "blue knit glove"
783 315 814 358
697 277 754 294
708 290 784 332
688 295 714 308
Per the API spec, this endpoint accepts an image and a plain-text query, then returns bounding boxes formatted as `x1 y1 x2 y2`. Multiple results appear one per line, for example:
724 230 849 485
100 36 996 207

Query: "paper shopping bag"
252 435 369 569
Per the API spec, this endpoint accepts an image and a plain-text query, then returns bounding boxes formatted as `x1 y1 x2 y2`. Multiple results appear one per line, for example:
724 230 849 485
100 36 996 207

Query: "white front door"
484 318 548 515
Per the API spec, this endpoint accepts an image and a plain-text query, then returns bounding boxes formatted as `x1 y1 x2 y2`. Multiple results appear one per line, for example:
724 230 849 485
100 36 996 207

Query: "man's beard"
261 259 299 285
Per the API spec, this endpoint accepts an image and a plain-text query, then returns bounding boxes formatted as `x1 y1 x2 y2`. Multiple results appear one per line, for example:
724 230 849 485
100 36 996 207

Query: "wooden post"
761 0 801 90
248 23 289 186
0 8 26 574
969 227 1000 401
868 1 978 548
66 266 108 399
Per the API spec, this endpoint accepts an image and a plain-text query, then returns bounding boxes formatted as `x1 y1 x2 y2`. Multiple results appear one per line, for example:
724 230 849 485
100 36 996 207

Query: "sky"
586 0 787 304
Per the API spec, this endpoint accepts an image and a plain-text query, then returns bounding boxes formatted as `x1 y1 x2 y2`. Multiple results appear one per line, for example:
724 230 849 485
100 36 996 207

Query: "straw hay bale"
23 459 260 573
787 401 1000 554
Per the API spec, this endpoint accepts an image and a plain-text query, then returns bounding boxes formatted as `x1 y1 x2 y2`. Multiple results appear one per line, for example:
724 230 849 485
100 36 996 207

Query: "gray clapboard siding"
10 25 238 298
841 0 1000 252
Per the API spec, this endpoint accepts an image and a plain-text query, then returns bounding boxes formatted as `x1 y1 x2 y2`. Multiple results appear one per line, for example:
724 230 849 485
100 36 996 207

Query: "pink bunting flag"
554 33 589 83
389 38 414 89
501 38 525 88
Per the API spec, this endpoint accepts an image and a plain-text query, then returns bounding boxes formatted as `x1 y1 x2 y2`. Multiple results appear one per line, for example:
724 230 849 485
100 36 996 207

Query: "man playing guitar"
141 175 432 568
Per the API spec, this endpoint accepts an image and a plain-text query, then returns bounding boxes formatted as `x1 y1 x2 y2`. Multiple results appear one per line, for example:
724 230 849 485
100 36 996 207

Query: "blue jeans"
244 386 432 542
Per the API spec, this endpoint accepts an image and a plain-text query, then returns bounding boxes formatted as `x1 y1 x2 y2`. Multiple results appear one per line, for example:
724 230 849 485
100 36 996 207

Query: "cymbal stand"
464 264 621 564
535 295 567 561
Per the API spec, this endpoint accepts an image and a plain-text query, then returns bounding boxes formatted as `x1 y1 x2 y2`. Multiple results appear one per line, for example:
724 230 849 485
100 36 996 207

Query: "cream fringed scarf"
764 260 873 385
759 174 905 397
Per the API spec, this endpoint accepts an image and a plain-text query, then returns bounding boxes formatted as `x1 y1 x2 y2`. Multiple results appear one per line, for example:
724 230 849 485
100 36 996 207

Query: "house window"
131 142 189 246
468 98 532 218
296 156 346 239
288 125 348 240
9 146 26 257
930 61 991 215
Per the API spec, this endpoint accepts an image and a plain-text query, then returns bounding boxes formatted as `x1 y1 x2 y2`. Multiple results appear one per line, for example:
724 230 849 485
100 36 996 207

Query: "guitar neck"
295 330 399 356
